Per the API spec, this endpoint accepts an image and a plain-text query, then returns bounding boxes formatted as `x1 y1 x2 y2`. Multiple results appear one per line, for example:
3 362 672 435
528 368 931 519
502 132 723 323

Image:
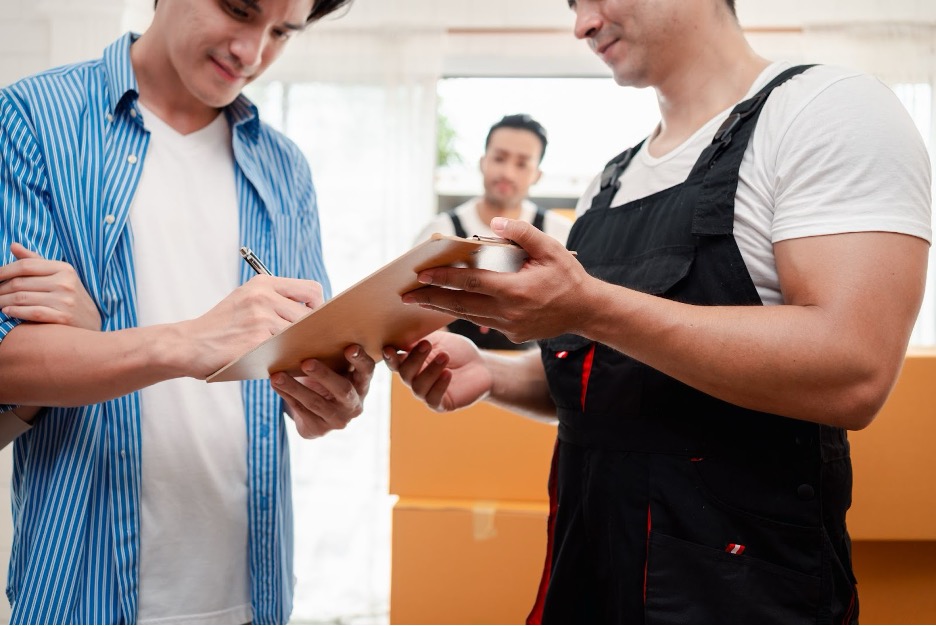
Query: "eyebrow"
239 0 306 31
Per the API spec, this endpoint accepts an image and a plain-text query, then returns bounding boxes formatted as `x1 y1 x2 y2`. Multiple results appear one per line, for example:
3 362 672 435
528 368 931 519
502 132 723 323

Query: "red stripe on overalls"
526 438 561 624
528 344 596 623
581 343 596 410
643 505 652 604
843 585 857 624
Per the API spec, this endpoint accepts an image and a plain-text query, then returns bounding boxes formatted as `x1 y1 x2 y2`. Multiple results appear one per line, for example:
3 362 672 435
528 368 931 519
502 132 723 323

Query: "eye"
223 0 250 19
271 27 291 41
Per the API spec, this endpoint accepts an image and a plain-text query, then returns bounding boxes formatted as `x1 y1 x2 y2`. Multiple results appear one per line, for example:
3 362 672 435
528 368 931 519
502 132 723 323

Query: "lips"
210 56 245 83
596 38 619 60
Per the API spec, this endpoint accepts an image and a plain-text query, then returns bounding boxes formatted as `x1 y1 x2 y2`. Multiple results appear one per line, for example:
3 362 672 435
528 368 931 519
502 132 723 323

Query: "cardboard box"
849 349 936 540
390 375 556 502
852 541 936 624
391 498 548 625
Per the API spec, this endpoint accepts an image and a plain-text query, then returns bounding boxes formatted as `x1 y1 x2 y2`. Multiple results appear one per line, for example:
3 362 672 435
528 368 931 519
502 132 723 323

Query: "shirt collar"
102 32 141 116
102 32 262 140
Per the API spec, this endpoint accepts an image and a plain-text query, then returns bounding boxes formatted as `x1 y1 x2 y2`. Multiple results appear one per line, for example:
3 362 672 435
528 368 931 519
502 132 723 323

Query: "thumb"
10 243 43 261
490 217 555 259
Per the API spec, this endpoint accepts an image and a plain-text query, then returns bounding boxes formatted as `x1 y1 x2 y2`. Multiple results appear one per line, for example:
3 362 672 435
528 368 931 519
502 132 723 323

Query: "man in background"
416 114 571 349
0 0 373 623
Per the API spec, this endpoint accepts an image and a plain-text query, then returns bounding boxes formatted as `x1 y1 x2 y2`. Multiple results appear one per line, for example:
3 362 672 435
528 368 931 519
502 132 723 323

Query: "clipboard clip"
471 235 520 246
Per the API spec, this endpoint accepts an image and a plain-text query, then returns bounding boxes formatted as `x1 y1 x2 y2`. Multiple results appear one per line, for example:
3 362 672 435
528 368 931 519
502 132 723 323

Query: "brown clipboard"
207 234 527 382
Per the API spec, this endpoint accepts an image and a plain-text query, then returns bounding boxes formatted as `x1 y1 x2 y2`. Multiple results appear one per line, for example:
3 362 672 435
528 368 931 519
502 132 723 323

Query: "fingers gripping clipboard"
207 234 527 382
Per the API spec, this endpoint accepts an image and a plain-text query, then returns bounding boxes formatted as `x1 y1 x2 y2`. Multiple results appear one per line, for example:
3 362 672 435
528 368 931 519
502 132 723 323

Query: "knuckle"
464 276 483 292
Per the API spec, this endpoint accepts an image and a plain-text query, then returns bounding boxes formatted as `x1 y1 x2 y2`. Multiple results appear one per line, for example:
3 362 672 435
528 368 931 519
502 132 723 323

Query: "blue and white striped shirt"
0 33 330 624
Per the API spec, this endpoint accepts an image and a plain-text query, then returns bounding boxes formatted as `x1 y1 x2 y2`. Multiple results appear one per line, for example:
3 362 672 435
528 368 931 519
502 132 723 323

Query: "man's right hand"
0 243 102 330
383 330 493 412
180 274 325 379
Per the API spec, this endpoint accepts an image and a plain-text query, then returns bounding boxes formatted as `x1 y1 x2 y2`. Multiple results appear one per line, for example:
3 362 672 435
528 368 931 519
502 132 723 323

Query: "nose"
228 28 265 74
573 3 602 41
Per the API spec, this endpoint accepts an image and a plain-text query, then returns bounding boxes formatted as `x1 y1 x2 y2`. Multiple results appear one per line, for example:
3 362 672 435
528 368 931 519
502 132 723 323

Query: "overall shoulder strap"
690 64 817 236
447 210 468 238
531 206 547 231
588 139 647 212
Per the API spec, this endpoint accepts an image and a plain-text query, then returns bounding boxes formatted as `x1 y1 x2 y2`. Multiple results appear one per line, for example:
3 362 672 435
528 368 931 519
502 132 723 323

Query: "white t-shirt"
576 63 933 305
415 198 573 246
130 103 251 625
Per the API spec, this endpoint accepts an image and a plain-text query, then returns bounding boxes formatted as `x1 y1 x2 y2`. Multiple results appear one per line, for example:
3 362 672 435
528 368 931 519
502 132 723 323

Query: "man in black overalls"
388 0 931 623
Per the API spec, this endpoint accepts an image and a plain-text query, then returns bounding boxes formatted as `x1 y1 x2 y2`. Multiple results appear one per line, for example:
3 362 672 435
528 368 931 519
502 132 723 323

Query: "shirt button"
105 112 114 123
120 450 127 458
129 108 138 118
127 155 138 165
104 214 116 225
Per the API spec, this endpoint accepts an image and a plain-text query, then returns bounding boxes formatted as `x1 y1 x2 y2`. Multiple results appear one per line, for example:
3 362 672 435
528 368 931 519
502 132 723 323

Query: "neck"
131 32 222 135
476 198 523 226
650 22 770 156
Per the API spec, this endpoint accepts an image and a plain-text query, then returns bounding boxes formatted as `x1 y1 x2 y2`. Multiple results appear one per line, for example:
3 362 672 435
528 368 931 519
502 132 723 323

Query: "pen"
240 246 272 276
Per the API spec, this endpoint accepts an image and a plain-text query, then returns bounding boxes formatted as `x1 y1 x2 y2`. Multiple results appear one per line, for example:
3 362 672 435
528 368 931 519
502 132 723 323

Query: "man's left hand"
271 344 375 439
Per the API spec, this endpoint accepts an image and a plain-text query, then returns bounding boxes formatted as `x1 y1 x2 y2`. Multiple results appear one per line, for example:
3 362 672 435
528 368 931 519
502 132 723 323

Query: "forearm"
0 322 190 406
483 349 557 423
579 280 907 429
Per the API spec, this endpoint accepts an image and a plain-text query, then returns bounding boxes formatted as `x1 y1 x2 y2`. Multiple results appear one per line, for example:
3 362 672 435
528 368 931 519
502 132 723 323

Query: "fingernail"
417 273 432 285
491 217 507 232
382 348 394 360
402 294 415 305
271 373 286 385
351 346 361 359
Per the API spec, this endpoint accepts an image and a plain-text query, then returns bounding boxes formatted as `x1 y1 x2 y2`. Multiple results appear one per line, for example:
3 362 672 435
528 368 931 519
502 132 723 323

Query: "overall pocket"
541 245 697 416
645 455 823 624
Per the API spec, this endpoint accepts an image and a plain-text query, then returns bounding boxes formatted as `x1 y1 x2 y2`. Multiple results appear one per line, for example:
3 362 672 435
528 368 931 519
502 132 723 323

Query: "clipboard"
207 234 528 382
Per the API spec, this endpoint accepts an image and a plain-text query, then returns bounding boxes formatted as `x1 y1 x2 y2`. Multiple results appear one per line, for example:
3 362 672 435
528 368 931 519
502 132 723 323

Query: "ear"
478 154 486 172
532 168 543 186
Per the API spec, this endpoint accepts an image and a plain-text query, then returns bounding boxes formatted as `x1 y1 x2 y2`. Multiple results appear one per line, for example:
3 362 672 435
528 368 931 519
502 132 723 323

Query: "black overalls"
529 66 858 624
447 207 547 350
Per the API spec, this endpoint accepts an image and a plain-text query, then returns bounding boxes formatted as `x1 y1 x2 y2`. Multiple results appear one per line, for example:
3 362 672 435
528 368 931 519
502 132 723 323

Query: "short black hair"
485 114 548 162
153 0 353 24
726 0 736 17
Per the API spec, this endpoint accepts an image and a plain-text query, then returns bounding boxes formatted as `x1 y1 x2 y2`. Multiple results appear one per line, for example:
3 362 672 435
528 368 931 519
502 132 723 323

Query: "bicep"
775 232 928 360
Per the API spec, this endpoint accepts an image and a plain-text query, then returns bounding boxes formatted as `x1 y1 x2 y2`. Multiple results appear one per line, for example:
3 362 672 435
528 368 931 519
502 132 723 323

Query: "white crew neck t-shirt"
576 63 932 305
130 102 251 625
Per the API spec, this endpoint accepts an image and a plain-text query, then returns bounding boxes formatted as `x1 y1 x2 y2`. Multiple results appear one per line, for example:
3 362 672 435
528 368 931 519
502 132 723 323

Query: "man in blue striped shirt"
0 0 374 623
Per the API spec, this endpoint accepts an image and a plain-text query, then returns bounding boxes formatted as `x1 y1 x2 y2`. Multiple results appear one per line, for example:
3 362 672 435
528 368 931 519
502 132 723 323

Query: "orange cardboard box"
390 497 547 625
389 375 556 502
848 349 936 540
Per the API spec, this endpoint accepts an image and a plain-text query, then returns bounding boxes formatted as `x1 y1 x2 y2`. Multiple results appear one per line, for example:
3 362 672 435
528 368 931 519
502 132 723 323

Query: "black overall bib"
530 66 858 624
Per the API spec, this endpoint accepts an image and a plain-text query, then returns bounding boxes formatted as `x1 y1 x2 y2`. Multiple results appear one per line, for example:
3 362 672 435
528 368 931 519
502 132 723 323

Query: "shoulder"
453 198 481 218
253 121 309 171
2 58 106 124
760 65 910 147
754 65 931 244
